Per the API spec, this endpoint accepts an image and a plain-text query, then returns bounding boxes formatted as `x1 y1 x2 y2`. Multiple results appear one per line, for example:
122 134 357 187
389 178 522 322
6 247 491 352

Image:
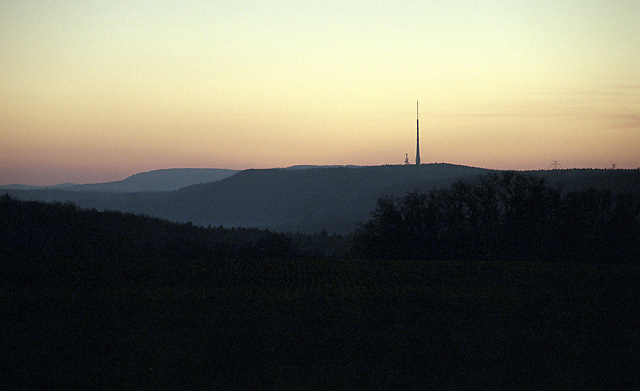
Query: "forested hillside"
0 164 494 233
4 169 639 264
0 195 296 261
2 164 639 234
354 172 640 264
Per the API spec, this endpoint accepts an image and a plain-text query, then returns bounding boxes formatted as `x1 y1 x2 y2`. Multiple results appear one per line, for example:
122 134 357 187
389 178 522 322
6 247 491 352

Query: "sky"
1 1 639 185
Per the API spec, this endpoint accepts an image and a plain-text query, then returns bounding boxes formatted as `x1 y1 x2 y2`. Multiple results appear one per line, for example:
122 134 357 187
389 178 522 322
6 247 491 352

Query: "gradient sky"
2 1 639 185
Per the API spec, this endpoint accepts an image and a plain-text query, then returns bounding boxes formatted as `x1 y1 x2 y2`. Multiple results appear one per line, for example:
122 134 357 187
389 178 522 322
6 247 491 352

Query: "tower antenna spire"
416 101 421 165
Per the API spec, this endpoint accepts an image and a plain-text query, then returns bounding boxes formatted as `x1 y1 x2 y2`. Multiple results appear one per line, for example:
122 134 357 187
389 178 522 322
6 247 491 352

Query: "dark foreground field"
2 257 638 390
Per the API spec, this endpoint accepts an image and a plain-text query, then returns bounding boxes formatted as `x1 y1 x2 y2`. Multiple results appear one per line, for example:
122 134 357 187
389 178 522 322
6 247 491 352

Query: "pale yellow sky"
1 1 639 185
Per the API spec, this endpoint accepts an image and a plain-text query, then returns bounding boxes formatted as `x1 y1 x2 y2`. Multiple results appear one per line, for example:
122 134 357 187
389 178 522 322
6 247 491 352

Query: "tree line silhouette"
0 194 299 261
353 172 640 263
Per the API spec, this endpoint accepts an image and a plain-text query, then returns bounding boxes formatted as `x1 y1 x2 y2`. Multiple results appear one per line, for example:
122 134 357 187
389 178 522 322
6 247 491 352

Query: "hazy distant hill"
1 168 239 193
3 164 639 233
527 168 640 193
75 168 240 192
163 164 489 233
0 183 77 191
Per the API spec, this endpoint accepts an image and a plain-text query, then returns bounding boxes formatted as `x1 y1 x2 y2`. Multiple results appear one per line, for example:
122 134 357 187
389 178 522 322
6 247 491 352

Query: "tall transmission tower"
416 101 421 165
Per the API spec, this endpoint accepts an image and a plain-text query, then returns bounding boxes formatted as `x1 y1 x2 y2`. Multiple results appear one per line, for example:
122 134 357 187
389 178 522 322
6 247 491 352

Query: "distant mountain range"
2 168 239 192
3 164 639 234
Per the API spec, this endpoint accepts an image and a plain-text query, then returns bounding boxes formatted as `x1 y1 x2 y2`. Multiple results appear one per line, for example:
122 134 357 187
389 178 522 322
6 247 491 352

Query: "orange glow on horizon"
1 2 639 185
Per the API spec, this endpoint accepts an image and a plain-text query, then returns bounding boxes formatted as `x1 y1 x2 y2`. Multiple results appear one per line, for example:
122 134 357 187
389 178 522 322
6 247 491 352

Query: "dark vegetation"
3 257 638 390
0 194 301 261
2 170 639 389
354 171 640 264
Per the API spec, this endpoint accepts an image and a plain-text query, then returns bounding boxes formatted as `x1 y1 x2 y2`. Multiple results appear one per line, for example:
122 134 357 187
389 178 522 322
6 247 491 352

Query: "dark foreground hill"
3 164 640 233
2 187 639 389
0 195 299 260
2 255 638 390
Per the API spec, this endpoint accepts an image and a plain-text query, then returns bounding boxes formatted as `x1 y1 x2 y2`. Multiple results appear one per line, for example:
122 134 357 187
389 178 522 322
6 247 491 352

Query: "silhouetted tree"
354 191 437 259
353 173 640 263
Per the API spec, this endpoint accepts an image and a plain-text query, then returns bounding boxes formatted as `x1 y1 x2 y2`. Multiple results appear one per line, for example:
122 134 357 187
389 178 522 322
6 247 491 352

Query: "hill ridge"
1 168 239 192
3 164 639 233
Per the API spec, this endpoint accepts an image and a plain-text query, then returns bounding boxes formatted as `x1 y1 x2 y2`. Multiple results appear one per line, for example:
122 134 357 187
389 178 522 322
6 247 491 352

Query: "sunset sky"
2 1 639 185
